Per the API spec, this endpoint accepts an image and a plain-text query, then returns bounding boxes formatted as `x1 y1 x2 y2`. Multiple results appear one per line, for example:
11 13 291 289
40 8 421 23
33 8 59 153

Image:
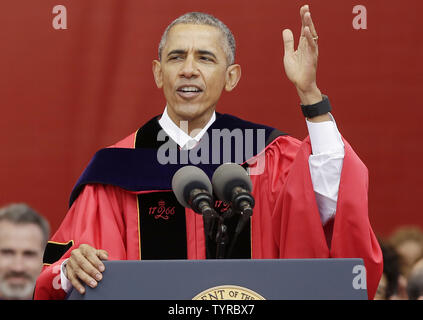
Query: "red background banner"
0 0 421 237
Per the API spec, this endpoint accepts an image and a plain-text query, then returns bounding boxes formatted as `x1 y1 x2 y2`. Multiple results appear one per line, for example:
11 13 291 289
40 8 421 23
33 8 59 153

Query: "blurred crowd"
0 201 422 300
375 227 423 300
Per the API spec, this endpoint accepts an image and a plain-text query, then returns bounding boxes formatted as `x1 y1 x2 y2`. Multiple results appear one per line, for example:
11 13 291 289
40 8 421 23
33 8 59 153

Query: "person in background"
375 240 407 300
0 203 50 300
389 226 423 278
406 257 423 300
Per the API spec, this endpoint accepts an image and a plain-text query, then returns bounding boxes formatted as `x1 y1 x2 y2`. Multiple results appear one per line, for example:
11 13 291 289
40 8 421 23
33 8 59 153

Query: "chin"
173 103 209 121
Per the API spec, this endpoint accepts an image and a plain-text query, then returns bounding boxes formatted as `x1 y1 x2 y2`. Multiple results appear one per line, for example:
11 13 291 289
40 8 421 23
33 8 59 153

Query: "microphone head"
212 163 253 202
172 166 213 208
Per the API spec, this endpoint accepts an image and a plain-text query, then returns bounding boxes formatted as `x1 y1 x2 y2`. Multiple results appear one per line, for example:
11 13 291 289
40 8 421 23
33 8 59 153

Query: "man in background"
407 258 423 300
375 240 406 300
390 226 423 277
0 203 49 300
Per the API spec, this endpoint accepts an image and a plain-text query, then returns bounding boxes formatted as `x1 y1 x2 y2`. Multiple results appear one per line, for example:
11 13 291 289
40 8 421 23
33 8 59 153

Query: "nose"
11 254 26 273
179 55 199 79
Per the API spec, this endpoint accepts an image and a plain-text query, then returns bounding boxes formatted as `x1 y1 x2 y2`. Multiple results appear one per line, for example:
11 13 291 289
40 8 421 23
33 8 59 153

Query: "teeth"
179 86 200 92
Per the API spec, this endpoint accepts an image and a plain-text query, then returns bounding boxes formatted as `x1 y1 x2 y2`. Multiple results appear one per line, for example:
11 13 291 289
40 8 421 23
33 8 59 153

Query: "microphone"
212 163 255 234
171 166 215 218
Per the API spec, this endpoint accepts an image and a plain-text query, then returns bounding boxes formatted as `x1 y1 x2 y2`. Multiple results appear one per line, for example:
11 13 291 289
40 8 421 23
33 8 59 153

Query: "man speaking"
35 6 382 299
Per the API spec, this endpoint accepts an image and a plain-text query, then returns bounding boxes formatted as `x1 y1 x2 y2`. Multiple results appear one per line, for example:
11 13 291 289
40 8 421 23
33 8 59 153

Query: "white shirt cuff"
306 113 345 225
60 258 73 293
306 113 344 155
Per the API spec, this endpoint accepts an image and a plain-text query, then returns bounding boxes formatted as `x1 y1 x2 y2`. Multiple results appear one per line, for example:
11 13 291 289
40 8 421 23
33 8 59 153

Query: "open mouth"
176 85 203 99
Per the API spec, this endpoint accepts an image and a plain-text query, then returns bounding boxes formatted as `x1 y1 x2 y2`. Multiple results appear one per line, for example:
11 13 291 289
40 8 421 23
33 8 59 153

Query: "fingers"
282 29 295 56
297 5 318 53
66 263 87 295
68 250 101 293
300 4 309 36
66 244 109 294
304 11 317 38
303 26 318 52
97 249 109 262
300 5 318 38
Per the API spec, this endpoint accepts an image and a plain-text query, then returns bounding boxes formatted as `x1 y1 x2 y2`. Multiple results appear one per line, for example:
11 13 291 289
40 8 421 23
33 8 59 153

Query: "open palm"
283 5 319 94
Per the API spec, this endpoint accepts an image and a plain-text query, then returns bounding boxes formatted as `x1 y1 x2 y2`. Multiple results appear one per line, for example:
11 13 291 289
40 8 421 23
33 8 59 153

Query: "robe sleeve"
328 138 383 300
252 135 382 300
282 136 381 299
33 184 128 300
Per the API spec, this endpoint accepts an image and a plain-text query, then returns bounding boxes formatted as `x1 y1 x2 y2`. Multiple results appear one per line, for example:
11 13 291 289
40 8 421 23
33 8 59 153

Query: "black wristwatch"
301 94 332 118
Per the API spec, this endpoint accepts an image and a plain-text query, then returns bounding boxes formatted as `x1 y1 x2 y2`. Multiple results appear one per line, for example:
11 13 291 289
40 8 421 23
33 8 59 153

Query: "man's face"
0 221 44 299
153 23 240 129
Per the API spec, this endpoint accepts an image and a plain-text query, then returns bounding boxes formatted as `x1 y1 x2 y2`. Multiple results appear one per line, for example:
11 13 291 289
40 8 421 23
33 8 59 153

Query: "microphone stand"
214 208 235 259
215 216 228 259
207 206 253 259
226 209 251 259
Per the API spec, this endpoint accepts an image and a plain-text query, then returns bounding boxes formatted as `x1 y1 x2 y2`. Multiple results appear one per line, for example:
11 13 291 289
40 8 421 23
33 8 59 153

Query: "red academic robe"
34 131 382 300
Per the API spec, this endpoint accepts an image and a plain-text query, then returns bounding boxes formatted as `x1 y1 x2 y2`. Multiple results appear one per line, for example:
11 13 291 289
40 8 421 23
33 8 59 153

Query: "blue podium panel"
67 259 368 300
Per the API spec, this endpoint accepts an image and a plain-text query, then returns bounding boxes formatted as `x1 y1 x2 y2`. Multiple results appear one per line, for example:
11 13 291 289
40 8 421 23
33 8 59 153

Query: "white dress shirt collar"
158 106 216 149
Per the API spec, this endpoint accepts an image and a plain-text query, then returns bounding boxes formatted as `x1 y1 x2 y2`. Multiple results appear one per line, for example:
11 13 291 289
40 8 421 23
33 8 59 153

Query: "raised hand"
282 5 322 106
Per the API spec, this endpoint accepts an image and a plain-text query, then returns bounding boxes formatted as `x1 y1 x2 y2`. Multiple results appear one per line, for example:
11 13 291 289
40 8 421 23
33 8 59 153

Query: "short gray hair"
0 203 50 245
158 12 236 65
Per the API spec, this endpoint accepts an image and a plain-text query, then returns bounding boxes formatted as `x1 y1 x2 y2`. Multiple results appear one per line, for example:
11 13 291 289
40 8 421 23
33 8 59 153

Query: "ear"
152 60 163 88
224 64 241 92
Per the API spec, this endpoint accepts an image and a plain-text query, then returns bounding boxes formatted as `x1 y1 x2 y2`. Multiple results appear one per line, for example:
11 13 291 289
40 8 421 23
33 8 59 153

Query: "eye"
23 250 38 258
168 56 183 61
0 248 15 256
200 56 213 62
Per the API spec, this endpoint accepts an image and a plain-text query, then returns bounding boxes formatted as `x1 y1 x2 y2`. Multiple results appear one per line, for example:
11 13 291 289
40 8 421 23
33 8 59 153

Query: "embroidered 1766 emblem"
148 200 176 220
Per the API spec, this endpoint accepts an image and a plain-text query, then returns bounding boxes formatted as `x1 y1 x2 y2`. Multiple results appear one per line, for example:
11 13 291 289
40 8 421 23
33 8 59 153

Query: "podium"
66 259 368 300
